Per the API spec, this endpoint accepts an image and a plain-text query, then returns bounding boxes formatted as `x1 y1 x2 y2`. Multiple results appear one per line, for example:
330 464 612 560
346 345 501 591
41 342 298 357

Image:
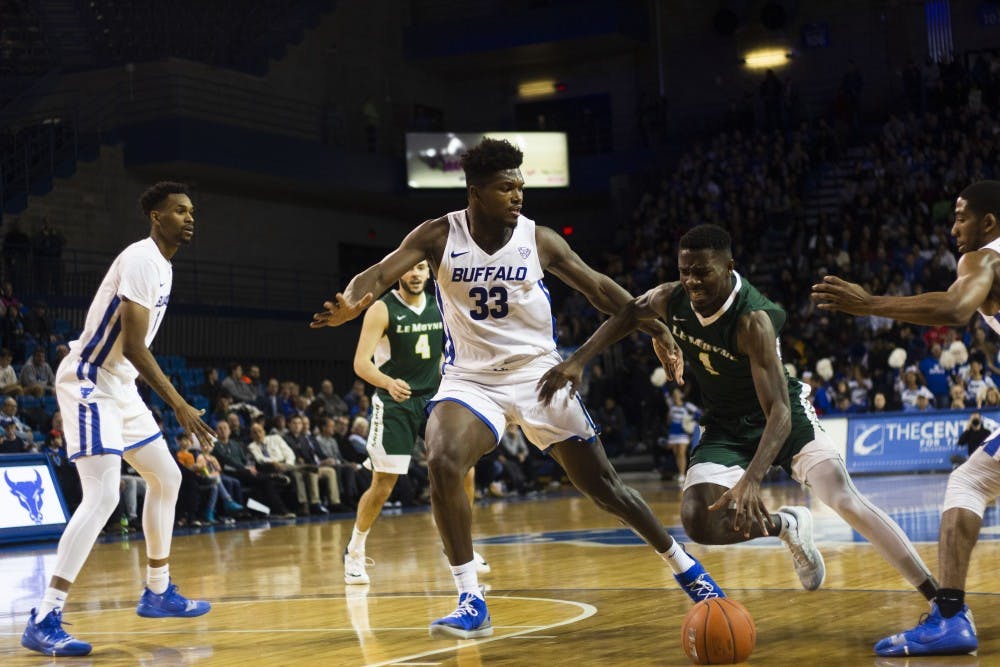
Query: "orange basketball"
680 598 756 665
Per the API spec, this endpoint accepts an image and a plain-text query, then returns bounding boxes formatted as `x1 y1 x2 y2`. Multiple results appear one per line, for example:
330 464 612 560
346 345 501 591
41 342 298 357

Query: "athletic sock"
147 564 170 595
660 540 696 574
449 560 482 599
38 587 68 618
776 510 797 539
348 526 369 556
935 588 965 618
918 578 938 602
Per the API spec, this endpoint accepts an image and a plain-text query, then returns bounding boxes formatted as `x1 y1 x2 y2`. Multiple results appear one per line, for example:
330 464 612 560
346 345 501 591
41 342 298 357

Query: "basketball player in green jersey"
538 224 939 607
343 261 488 584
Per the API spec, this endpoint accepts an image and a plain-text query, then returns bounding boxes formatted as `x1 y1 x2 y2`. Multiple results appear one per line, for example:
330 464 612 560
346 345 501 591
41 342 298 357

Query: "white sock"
777 510 797 539
660 541 696 575
147 564 170 594
348 526 369 555
38 587 68 618
449 560 482 598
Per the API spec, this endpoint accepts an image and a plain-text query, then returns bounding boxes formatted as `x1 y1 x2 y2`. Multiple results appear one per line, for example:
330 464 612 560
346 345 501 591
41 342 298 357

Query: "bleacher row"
152 355 214 445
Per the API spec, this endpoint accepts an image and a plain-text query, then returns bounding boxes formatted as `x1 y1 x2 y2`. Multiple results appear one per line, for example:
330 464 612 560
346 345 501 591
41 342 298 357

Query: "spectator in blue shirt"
919 344 951 408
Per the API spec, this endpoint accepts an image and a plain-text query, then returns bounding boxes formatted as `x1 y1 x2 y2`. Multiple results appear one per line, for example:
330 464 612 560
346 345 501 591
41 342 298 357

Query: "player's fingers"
536 371 558 392
755 507 769 535
540 381 557 406
535 378 551 404
707 493 729 512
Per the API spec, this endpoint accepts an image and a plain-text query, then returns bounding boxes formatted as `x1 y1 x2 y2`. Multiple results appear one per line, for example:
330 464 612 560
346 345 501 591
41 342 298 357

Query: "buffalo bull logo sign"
5 470 44 525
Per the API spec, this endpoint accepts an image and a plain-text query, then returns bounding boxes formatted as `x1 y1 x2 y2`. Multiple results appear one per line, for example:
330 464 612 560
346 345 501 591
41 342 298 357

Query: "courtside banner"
845 409 1000 474
0 453 70 544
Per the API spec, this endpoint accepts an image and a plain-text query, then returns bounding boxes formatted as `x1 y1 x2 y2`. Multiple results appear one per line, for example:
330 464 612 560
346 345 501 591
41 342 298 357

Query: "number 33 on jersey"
436 210 558 374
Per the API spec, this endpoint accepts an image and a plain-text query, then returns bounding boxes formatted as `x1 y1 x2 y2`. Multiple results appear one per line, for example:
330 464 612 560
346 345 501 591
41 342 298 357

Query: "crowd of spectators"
6 50 1000 524
550 51 1000 458
3 339 562 534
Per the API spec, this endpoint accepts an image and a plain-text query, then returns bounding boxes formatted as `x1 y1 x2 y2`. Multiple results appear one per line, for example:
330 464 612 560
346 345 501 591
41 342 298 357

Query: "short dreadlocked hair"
460 138 523 187
679 224 732 255
960 180 1000 221
139 181 190 217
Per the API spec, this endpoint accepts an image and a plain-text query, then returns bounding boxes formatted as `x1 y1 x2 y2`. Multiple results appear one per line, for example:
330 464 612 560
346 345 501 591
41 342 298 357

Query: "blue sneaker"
874 603 977 656
674 556 727 603
136 580 211 618
20 608 92 657
429 592 493 639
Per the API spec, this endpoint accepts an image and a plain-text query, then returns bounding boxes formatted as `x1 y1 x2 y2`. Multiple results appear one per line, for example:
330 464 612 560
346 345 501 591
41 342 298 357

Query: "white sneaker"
473 550 491 575
778 505 825 591
344 549 371 585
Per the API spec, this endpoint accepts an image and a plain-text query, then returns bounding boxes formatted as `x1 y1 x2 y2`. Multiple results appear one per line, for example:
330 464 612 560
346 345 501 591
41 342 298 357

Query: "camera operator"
958 413 991 457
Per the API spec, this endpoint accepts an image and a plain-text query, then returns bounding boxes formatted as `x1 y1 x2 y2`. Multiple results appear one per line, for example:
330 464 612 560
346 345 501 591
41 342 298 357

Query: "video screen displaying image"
406 132 569 189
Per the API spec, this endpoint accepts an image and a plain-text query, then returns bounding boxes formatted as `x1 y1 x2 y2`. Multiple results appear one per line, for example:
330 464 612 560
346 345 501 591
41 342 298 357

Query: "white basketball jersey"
68 237 173 382
979 237 1000 338
435 210 556 374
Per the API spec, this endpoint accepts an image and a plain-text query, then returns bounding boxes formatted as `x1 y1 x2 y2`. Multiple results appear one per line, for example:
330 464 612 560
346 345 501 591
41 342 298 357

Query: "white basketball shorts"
57 354 162 460
428 351 599 449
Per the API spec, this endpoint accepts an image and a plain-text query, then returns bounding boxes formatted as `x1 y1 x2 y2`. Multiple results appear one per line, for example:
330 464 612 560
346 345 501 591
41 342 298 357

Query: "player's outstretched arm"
538 226 683 377
536 283 677 405
708 311 790 538
311 219 445 329
811 250 997 326
120 298 216 446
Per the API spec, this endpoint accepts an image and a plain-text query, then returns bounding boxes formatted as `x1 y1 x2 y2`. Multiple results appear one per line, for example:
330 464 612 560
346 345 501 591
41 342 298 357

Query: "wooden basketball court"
1 473 997 665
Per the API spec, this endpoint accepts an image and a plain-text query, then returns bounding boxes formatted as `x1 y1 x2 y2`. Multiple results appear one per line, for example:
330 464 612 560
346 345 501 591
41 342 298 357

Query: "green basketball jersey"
666 272 803 428
377 291 444 395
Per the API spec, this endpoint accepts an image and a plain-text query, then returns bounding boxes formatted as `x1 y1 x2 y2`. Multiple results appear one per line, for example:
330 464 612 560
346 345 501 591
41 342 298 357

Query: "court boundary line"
360 594 598 667
0 593 599 665
6 586 1000 625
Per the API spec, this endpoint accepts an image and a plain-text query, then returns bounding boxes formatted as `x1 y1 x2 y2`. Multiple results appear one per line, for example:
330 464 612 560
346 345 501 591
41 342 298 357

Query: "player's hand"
536 360 583 406
174 403 217 449
810 276 874 315
386 378 412 402
309 292 374 329
708 475 770 539
652 334 684 386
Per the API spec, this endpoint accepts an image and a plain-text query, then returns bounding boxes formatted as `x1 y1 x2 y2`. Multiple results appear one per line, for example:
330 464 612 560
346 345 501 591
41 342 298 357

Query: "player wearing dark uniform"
539 224 939 618
344 262 442 584
343 262 489 585
662 269 822 479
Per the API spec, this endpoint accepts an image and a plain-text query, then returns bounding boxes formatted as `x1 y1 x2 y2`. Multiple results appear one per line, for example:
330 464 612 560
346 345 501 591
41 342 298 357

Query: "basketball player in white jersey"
21 182 216 657
812 180 1000 656
312 138 725 640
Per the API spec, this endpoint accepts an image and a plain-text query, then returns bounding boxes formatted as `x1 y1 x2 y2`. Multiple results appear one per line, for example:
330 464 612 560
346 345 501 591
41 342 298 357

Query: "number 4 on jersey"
414 333 431 359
